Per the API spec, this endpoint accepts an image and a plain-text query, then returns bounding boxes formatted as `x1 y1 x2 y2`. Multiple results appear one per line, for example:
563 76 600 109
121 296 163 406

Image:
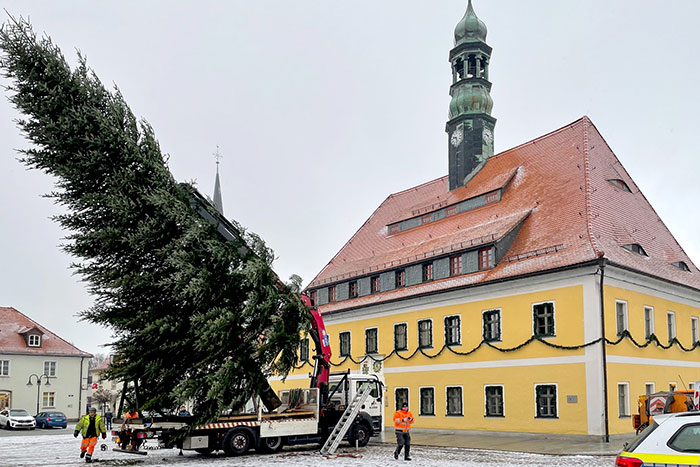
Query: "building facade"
271 1 700 436
87 356 120 415
0 307 92 420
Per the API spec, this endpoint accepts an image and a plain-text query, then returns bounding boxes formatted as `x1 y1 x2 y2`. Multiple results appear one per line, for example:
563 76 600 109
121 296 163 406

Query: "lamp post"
26 374 51 415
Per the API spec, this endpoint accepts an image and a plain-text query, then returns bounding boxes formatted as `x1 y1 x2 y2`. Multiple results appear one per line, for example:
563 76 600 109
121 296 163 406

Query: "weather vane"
213 145 222 166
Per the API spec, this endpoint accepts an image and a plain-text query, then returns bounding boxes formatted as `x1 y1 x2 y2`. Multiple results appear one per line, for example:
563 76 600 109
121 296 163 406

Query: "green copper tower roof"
454 0 488 45
448 0 493 119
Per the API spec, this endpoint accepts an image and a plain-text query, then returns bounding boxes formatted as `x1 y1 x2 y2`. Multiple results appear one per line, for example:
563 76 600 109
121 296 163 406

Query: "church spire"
213 145 224 214
446 0 496 191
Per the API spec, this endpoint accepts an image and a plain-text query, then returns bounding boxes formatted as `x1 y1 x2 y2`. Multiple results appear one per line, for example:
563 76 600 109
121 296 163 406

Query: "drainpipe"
78 357 85 419
598 258 610 442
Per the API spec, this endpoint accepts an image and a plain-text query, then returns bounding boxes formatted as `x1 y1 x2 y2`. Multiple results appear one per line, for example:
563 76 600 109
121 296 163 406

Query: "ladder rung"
320 383 373 455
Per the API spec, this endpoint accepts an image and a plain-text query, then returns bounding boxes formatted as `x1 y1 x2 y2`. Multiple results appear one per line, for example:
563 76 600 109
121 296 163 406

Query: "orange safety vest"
393 409 414 432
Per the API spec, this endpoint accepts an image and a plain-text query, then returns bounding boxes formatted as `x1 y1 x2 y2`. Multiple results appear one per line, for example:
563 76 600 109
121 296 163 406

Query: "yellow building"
272 1 700 437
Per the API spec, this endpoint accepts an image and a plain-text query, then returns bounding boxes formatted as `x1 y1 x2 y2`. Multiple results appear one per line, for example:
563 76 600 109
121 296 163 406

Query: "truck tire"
347 423 370 448
222 428 253 456
258 436 284 454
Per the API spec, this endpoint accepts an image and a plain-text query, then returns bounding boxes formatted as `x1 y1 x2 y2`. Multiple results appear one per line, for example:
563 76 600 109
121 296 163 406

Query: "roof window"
671 261 691 272
27 334 41 347
608 179 631 192
622 244 648 257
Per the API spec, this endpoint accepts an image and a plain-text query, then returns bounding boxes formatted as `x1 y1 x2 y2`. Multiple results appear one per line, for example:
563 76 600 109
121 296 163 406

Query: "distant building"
0 307 92 419
272 1 700 437
88 356 119 415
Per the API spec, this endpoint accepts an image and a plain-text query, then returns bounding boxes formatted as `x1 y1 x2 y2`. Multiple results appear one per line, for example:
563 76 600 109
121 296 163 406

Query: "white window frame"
689 382 695 390
534 383 558 419
617 382 630 417
419 386 435 416
645 382 655 395
43 361 57 377
393 322 408 351
692 317 699 345
339 330 352 357
28 334 41 347
667 311 677 343
484 384 505 417
615 300 628 336
42 391 55 408
669 381 678 392
445 385 464 416
443 314 461 346
0 360 9 377
532 301 556 338
482 308 502 343
394 387 409 411
364 327 378 355
418 318 433 349
644 306 655 339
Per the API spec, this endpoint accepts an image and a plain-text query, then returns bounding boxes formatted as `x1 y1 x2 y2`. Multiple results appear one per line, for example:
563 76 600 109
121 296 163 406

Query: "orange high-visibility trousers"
80 437 98 456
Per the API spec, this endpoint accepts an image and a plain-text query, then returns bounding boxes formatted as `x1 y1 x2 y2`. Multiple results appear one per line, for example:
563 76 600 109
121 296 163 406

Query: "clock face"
482 128 493 145
450 128 463 147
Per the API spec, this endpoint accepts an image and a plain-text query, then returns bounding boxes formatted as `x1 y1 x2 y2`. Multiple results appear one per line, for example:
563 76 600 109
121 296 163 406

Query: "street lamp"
26 374 51 415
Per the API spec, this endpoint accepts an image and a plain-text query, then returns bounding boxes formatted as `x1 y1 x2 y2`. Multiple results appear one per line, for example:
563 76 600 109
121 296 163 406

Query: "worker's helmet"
401 402 408 408
89 407 97 414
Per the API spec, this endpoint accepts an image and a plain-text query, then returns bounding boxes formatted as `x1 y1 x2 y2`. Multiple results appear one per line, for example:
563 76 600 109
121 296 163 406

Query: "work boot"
393 450 398 460
80 451 86 459
85 453 92 463
405 457 412 461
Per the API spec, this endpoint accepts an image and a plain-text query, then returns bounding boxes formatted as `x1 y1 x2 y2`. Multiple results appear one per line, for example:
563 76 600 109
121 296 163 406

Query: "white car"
0 408 36 430
616 412 700 466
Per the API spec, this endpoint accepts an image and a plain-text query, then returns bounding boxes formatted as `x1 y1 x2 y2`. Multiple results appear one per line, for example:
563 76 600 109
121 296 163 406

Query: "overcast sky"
1 1 699 358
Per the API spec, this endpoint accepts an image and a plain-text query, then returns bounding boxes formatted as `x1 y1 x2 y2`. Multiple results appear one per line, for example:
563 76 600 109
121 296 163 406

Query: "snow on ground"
0 433 617 467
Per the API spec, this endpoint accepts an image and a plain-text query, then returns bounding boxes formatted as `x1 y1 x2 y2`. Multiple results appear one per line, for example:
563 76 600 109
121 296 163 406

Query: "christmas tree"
0 16 310 425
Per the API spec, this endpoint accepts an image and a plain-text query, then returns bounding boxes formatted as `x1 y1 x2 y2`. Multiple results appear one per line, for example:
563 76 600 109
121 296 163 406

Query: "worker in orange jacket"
393 402 414 461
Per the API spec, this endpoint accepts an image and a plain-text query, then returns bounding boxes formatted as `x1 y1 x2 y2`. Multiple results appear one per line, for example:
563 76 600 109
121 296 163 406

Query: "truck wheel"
223 428 253 456
258 436 284 454
348 423 370 447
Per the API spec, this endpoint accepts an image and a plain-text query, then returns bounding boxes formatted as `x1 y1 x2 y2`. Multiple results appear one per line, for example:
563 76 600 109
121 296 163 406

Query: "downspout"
598 257 610 442
78 357 85 419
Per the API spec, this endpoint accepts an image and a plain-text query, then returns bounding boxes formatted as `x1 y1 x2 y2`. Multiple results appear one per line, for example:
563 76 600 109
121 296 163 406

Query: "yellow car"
616 412 700 466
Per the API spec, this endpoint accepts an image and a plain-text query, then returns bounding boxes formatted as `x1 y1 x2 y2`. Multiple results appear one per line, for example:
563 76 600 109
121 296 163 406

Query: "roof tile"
310 117 700 312
0 307 93 357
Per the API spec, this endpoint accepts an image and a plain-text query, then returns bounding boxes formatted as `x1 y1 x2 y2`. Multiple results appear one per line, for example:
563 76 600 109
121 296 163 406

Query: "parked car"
0 408 36 430
34 411 68 429
616 412 700 466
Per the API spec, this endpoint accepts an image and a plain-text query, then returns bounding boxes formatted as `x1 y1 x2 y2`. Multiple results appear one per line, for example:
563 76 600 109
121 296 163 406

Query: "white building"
88 356 120 415
0 307 92 420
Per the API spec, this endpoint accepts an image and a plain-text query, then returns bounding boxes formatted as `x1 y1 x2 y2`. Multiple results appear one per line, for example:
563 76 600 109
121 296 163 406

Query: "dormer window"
28 334 41 347
672 261 691 272
622 244 648 257
608 179 632 192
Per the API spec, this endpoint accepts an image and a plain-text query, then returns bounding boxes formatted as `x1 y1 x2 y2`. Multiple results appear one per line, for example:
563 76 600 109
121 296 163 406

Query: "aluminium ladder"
320 383 373 455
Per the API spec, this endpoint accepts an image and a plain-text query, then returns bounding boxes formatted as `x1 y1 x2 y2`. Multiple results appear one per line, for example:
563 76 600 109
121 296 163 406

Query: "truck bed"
122 409 316 430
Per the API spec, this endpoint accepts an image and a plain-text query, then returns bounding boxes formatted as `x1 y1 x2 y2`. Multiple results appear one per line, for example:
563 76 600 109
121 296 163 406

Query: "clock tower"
446 0 496 191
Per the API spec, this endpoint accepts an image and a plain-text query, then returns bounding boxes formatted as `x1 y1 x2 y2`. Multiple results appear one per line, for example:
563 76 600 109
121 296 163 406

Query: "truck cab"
327 371 385 435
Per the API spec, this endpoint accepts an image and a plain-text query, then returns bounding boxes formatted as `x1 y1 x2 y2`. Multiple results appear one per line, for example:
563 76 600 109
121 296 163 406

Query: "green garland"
292 329 700 369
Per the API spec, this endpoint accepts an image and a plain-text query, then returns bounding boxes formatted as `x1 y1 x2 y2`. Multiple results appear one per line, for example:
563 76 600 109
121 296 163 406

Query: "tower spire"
213 145 224 214
446 0 496 191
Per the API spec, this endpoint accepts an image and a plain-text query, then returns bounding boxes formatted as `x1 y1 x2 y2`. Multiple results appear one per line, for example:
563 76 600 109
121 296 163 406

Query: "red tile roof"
309 117 700 313
0 307 92 357
91 357 111 373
